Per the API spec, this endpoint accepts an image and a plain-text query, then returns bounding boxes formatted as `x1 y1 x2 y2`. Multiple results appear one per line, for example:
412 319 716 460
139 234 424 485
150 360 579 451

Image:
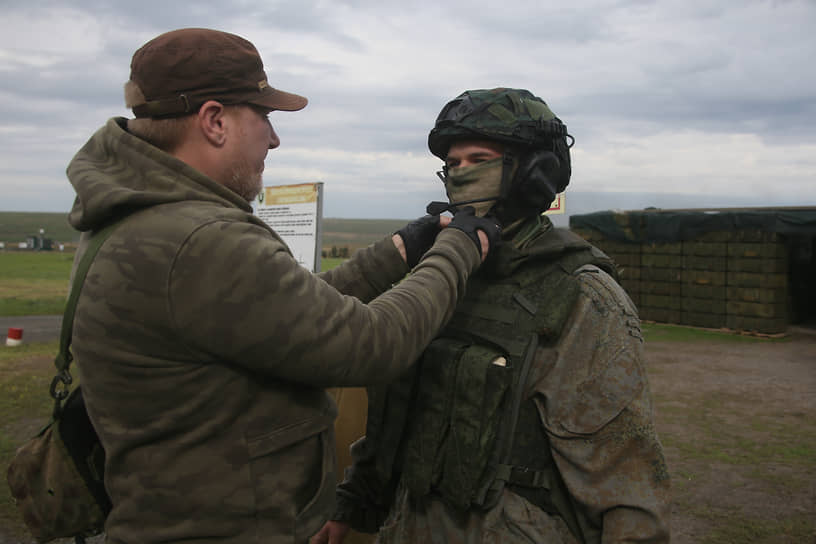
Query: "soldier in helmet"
312 88 671 543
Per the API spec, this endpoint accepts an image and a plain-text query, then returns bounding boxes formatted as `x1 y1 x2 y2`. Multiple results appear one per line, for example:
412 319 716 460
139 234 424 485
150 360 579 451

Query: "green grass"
0 212 404 251
0 340 58 362
0 251 350 317
323 218 408 235
0 252 75 316
0 341 58 538
321 257 345 271
0 212 78 244
0 297 67 316
656 385 816 469
701 512 814 544
677 498 815 543
0 214 400 317
642 322 786 343
0 251 76 280
321 218 408 251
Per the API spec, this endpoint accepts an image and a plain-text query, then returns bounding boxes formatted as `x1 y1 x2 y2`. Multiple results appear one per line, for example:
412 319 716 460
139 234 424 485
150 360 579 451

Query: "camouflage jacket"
65 118 481 543
334 217 671 543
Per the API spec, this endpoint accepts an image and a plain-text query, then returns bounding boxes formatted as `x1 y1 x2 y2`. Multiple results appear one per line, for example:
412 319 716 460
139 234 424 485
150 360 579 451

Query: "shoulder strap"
49 222 122 413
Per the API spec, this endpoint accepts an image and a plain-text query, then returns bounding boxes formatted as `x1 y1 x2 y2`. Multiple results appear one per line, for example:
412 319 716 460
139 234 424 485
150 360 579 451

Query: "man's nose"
269 124 280 149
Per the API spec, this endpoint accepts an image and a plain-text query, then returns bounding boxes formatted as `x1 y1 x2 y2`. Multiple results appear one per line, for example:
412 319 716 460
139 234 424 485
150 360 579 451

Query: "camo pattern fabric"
334 221 671 543
6 423 106 541
64 118 482 544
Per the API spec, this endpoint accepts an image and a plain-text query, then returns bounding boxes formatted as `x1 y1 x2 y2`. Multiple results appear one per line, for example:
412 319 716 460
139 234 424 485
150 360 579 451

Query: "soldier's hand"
393 214 447 267
310 520 350 544
447 207 501 263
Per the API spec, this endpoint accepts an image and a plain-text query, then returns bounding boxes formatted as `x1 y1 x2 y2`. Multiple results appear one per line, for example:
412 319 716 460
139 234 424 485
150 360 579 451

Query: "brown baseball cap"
128 28 308 118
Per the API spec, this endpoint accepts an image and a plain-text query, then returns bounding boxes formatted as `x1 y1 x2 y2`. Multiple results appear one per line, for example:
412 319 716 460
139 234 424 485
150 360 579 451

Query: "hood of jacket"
66 117 252 232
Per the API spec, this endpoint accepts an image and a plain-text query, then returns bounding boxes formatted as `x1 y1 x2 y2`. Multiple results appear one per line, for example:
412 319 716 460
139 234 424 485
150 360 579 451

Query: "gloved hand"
447 206 502 260
395 215 443 267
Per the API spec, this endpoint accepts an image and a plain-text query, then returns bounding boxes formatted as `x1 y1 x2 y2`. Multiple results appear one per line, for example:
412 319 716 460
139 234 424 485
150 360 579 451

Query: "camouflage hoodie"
65 118 481 543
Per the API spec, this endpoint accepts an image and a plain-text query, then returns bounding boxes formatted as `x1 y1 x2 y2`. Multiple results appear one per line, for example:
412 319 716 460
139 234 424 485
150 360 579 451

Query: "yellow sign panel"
261 183 319 206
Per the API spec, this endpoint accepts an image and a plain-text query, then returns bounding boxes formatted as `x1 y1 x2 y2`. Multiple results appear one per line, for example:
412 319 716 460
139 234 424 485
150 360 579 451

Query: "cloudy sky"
1 0 814 222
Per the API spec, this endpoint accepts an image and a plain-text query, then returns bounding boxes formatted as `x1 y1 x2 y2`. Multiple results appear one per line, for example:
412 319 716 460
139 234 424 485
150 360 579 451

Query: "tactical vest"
396 226 615 542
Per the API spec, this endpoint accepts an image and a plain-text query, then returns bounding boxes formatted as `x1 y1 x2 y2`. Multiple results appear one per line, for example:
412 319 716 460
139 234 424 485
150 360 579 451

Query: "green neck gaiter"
445 157 503 217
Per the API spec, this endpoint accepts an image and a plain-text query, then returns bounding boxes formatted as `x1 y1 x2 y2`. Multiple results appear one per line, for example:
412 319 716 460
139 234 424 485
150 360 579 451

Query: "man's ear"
197 100 227 147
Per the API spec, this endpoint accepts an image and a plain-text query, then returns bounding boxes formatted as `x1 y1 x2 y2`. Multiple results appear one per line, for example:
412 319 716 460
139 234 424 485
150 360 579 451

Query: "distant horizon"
3 189 813 223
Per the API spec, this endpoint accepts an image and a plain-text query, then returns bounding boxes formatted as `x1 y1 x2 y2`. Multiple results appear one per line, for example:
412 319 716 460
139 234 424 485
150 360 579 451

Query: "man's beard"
225 158 263 202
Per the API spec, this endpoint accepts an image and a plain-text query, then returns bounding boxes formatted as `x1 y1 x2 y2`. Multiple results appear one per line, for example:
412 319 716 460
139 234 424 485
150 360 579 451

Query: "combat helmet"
428 88 573 220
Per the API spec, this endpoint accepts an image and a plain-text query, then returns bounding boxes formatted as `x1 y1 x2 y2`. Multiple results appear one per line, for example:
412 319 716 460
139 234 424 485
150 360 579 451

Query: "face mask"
444 157 503 217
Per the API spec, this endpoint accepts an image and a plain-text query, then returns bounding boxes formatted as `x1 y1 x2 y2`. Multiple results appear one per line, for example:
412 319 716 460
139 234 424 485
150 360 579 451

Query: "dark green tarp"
569 208 816 243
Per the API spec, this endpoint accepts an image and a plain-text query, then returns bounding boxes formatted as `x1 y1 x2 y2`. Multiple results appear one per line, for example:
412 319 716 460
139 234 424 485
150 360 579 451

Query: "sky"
1 0 814 223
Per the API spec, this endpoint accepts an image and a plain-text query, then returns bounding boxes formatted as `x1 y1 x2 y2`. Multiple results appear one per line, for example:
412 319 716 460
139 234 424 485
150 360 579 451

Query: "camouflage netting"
569 207 816 334
570 208 816 243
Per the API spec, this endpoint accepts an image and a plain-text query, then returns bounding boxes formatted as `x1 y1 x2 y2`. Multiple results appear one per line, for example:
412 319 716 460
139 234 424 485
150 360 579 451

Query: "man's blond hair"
124 80 193 152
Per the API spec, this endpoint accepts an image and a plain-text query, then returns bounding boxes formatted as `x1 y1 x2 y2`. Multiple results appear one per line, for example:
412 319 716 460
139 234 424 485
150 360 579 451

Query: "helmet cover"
428 88 573 218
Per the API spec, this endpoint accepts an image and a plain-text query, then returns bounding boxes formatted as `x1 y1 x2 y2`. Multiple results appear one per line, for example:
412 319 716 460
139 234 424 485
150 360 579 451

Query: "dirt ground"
2 329 815 543
646 327 816 543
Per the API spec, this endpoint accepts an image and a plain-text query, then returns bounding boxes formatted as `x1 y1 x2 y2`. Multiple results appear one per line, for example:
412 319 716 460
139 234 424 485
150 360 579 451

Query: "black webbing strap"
473 332 538 506
49 222 122 412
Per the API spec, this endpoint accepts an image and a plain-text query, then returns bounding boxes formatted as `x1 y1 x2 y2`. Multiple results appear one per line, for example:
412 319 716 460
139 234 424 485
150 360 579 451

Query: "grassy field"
0 249 352 317
645 329 815 543
0 252 76 316
2 325 813 543
0 213 398 316
0 340 59 539
0 212 78 245
0 212 405 250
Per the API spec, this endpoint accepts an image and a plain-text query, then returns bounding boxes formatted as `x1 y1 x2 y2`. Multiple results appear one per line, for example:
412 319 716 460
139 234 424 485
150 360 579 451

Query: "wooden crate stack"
723 229 788 333
571 223 789 334
570 225 645 310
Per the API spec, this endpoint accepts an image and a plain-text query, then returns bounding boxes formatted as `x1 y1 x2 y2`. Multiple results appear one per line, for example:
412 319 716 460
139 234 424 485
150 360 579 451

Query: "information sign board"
256 182 324 272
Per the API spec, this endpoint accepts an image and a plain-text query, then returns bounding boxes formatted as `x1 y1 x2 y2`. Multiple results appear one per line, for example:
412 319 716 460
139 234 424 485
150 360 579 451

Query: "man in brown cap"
123 27 308 202
65 28 499 543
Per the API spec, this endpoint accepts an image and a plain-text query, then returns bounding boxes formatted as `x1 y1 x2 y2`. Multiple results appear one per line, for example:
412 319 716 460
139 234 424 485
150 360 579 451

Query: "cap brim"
252 87 308 112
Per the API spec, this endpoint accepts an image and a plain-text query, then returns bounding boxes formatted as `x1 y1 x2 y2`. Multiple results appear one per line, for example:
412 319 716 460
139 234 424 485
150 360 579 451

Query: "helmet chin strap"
499 149 516 200
426 196 500 216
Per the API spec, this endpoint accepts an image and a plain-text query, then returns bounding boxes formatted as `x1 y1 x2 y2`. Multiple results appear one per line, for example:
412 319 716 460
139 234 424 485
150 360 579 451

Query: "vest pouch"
435 343 514 510
402 338 468 499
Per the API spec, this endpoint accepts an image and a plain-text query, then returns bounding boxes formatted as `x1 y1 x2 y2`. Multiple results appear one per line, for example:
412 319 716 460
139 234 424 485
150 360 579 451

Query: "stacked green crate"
725 230 788 333
571 225 642 307
680 231 729 328
640 241 683 324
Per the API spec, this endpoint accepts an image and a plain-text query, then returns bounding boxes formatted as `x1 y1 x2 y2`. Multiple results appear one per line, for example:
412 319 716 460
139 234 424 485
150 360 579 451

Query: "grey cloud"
1 0 815 216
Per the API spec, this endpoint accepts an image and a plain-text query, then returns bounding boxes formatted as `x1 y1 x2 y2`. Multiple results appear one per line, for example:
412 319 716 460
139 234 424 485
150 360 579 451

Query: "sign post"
256 182 324 272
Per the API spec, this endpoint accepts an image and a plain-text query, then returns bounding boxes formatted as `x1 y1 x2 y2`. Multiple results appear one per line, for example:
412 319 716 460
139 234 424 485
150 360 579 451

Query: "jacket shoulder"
533 263 645 436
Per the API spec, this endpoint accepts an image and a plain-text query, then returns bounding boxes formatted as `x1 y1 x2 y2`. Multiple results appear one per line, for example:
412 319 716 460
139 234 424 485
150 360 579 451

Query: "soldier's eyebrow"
469 151 501 161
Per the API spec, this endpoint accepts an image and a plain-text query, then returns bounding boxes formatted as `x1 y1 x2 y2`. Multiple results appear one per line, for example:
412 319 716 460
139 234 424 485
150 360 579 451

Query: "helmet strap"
499 149 516 200
485 149 518 220
426 196 500 216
